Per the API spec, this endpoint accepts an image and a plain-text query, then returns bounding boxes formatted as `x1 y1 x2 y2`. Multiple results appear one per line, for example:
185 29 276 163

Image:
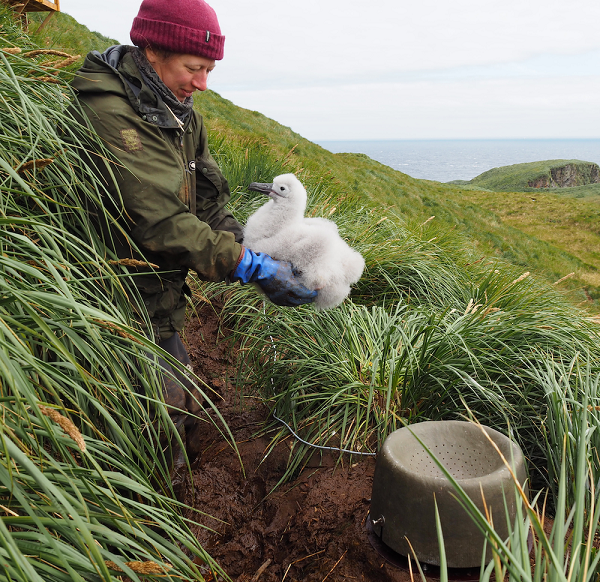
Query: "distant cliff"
450 159 600 191
526 162 600 188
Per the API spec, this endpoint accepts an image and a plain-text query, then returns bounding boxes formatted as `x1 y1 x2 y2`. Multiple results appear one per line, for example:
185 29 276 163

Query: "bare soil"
180 300 414 582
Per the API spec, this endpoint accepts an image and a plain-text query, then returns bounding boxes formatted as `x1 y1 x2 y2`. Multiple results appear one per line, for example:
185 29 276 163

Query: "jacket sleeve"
194 117 244 244
76 93 242 282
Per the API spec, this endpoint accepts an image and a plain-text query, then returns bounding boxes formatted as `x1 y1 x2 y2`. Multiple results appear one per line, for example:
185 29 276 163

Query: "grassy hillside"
450 188 600 295
541 182 600 199
28 11 118 64
26 11 600 308
196 90 600 308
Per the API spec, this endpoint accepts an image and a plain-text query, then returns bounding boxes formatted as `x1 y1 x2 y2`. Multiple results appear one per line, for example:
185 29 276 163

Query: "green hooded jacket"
71 45 243 340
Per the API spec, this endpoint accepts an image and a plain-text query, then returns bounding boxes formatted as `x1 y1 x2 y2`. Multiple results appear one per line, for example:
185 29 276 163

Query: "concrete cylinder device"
369 420 528 568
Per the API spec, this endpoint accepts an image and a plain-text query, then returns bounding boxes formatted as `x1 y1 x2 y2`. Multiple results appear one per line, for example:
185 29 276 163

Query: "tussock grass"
529 358 600 506
221 287 599 485
0 10 227 580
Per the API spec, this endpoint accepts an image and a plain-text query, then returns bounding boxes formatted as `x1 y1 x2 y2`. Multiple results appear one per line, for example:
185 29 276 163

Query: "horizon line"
315 137 600 142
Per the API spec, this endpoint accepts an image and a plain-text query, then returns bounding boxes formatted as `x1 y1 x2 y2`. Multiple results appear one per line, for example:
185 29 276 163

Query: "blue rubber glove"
231 248 317 307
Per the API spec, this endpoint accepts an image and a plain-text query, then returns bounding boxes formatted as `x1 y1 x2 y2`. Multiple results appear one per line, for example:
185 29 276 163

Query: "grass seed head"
35 76 63 84
553 272 575 285
41 55 81 69
464 298 474 315
105 560 172 574
511 271 530 285
16 158 54 174
109 258 160 269
38 405 86 452
94 320 141 343
22 49 72 58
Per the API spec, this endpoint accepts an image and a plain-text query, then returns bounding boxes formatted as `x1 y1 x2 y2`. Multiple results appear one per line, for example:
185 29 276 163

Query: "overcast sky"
60 0 600 141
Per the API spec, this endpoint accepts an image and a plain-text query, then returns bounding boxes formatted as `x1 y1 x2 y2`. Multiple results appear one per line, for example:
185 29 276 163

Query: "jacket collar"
90 45 189 130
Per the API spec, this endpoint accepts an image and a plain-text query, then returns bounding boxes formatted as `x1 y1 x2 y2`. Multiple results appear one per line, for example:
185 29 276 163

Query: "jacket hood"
73 45 131 88
96 44 128 70
72 45 184 130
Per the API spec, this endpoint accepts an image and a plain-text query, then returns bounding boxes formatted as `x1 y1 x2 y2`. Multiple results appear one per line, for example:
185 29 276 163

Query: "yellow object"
4 0 60 32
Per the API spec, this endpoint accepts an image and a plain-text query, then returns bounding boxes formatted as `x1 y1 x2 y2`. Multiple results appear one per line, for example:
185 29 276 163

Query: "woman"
72 0 315 479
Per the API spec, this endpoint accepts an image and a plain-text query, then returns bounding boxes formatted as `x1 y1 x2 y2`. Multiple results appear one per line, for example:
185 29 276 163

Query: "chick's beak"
248 182 274 196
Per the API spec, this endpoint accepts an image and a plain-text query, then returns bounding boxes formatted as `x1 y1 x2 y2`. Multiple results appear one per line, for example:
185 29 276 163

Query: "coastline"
316 138 600 183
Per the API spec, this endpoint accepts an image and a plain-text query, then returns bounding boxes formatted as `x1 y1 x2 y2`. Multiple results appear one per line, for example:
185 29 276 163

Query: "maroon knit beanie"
130 0 225 60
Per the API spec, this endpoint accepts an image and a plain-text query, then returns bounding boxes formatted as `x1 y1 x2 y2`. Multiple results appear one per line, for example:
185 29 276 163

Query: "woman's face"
145 48 215 102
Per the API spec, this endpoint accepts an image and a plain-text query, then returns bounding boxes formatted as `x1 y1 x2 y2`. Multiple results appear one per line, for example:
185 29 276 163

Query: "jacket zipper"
162 104 192 204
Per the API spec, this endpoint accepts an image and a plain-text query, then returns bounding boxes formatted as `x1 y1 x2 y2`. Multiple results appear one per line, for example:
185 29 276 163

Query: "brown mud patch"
180 300 414 582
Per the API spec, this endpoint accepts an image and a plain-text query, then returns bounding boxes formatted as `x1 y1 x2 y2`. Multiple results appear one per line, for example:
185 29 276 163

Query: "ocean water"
316 139 600 183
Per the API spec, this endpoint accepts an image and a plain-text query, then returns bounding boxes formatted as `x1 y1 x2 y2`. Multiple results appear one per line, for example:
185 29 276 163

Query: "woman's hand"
231 248 317 306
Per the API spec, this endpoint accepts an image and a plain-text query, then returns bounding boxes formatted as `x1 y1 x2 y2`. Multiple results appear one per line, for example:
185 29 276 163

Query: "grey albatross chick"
244 173 365 309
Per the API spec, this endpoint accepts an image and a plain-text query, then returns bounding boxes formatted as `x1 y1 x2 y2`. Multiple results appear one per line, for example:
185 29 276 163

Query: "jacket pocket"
196 153 223 198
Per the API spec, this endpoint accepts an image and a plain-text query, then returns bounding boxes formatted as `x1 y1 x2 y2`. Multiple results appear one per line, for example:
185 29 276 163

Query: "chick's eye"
280 186 285 191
